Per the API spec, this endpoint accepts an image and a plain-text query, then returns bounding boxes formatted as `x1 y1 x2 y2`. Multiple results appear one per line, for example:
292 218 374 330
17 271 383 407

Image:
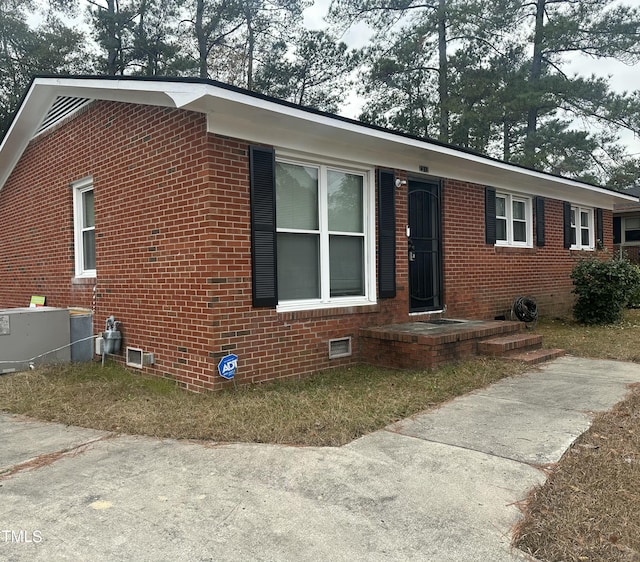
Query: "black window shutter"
378 169 396 299
485 187 496 245
596 208 604 246
563 201 572 249
613 216 622 244
249 146 277 308
535 196 545 247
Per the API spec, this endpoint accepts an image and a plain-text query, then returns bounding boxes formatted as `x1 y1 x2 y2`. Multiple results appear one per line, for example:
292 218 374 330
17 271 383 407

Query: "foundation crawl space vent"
328 337 352 359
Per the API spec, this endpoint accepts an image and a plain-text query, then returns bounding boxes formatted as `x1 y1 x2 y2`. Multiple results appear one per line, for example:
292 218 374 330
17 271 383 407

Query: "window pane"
581 211 589 228
329 236 364 297
626 229 640 242
512 200 525 221
83 229 96 270
496 218 507 241
513 221 526 242
626 218 640 230
496 196 506 217
328 171 363 232
571 209 576 227
581 228 590 246
83 190 94 228
571 227 577 246
277 233 319 300
276 162 318 230
626 217 640 241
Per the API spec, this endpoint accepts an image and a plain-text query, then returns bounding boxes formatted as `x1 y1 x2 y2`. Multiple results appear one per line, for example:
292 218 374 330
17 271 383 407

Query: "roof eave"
0 76 638 209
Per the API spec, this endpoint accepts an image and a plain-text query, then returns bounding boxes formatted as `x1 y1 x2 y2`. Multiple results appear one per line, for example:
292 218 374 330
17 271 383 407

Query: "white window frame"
275 155 376 313
72 177 96 278
570 206 595 251
495 192 533 248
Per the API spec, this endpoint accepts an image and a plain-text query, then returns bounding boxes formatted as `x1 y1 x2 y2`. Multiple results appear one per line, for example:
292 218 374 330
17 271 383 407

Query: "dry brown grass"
4 310 640 562
0 357 526 446
512 308 640 562
536 308 640 362
514 384 640 562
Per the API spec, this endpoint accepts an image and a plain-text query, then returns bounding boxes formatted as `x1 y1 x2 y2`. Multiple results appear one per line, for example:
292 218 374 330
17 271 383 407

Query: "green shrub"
627 264 640 308
571 256 640 324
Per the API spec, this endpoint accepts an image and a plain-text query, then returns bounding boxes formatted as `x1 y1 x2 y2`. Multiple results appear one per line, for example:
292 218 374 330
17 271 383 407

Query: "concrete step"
478 333 543 356
504 348 566 365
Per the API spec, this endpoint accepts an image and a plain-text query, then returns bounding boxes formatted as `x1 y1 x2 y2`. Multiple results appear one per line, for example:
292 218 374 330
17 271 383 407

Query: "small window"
571 206 594 250
624 217 640 243
495 192 532 247
73 178 96 277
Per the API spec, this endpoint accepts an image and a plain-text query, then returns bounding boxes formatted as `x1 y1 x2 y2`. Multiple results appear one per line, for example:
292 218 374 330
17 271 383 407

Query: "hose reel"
512 296 538 326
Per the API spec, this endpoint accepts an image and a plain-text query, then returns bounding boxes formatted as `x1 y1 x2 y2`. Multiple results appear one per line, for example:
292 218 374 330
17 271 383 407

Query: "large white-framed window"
570 206 594 250
495 192 532 247
275 157 375 311
72 177 96 277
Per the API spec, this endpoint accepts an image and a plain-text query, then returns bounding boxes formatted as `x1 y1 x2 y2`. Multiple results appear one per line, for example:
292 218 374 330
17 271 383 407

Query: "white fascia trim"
0 78 211 191
199 86 640 204
0 82 56 190
2 77 640 209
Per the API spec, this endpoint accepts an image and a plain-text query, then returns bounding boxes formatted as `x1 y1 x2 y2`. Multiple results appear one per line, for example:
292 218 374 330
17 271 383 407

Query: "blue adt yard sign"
218 354 238 380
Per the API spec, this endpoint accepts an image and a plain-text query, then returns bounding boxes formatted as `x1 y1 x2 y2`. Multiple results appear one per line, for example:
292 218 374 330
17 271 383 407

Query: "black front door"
408 179 442 313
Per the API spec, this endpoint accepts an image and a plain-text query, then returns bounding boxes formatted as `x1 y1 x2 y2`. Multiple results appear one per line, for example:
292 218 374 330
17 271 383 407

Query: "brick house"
614 185 640 264
0 76 635 390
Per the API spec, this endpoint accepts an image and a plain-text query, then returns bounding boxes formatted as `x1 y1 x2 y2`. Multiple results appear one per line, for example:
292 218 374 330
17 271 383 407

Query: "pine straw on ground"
514 383 640 562
514 309 640 562
3 310 640 562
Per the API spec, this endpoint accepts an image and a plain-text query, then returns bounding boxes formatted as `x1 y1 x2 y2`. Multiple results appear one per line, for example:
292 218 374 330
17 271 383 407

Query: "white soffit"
0 78 204 190
203 95 637 210
0 76 638 210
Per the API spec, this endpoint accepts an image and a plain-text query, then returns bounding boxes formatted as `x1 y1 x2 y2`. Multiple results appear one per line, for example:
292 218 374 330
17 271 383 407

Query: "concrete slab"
1 356 640 561
475 359 639 413
390 393 591 465
0 433 540 562
0 413 109 473
390 356 640 465
537 355 640 384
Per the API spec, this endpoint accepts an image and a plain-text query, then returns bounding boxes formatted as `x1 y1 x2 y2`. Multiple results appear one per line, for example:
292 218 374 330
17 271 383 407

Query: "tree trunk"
106 0 119 75
503 119 511 161
245 4 255 90
196 0 208 78
437 0 449 143
525 0 545 162
137 0 151 75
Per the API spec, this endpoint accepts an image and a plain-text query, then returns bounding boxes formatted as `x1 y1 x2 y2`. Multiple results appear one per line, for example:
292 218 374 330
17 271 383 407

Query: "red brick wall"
0 102 403 390
441 179 613 320
614 245 640 264
0 101 613 390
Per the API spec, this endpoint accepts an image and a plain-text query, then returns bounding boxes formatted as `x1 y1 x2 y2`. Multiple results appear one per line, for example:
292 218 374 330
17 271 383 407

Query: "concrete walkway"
1 356 639 561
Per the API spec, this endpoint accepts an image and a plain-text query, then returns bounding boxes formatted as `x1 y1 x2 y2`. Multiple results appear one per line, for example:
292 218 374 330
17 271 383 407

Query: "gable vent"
328 337 352 359
34 96 91 137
